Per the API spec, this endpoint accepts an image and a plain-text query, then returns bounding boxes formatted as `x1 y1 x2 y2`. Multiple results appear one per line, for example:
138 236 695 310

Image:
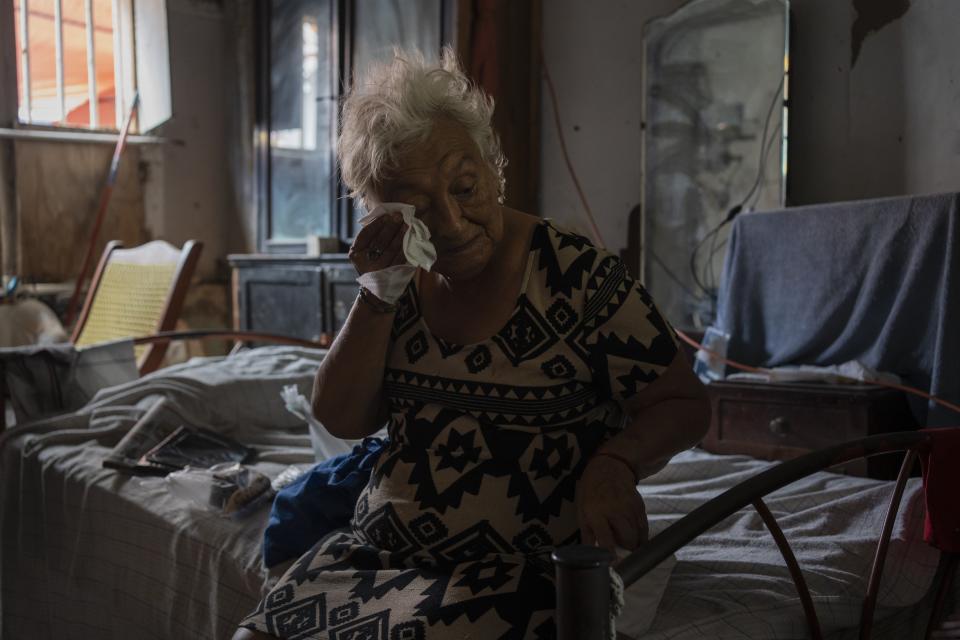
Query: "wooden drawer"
716 399 859 453
702 380 918 479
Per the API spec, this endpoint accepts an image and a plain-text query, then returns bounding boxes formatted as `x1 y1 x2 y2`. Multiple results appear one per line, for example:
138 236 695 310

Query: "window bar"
18 0 32 123
110 0 124 129
84 0 98 128
54 0 65 122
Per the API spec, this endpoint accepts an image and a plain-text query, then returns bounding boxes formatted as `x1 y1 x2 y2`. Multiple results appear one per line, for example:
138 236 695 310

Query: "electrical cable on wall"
540 50 960 420
690 78 785 298
539 45 607 249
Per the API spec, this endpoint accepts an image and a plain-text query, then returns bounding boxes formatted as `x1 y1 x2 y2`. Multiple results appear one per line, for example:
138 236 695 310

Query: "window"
11 0 171 133
256 0 456 253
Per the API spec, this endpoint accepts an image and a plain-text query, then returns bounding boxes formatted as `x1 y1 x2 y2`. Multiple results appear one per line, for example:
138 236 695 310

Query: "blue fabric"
262 437 386 568
713 191 960 427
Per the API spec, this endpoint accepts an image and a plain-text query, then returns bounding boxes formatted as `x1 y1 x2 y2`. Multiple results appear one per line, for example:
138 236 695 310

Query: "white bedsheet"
635 450 943 640
0 347 950 639
0 347 326 640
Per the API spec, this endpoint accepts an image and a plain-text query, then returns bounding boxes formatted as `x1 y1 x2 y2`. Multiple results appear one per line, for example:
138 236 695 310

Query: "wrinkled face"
377 118 504 281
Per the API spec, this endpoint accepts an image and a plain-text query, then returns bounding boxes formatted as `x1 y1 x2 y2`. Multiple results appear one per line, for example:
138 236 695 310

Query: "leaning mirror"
642 0 789 330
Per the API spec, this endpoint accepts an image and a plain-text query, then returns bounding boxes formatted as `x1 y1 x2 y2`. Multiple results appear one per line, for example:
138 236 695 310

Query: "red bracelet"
590 451 639 484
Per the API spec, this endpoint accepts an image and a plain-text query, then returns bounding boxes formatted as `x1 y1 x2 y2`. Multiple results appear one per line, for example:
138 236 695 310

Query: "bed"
0 346 956 639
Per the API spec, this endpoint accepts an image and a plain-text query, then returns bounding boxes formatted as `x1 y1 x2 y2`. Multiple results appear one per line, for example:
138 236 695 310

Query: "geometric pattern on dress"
328 611 389 640
512 524 554 554
428 521 514 564
598 328 678 399
435 337 464 359
373 411 487 516
429 420 489 494
451 554 520 597
414 553 555 632
492 295 559 367
531 221 599 298
382 369 599 426
409 512 449 546
389 619 426 640
405 330 429 365
540 354 577 380
285 535 334 588
545 297 578 333
578 255 678 400
242 218 682 640
329 602 360 627
264 592 326 640
356 503 420 556
507 430 590 524
392 284 420 340
464 345 492 374
564 254 633 364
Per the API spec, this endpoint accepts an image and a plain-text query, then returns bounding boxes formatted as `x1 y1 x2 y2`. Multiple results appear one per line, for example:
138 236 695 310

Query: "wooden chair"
71 239 203 375
1 239 202 429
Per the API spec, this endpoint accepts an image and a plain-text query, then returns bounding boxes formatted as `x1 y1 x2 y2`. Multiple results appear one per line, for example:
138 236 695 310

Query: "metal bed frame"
553 431 959 640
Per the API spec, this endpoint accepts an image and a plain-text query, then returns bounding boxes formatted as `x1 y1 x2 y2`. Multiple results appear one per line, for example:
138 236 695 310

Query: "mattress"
0 347 951 639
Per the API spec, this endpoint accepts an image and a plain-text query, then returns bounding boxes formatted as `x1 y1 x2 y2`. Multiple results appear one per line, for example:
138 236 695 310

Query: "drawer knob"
769 416 790 436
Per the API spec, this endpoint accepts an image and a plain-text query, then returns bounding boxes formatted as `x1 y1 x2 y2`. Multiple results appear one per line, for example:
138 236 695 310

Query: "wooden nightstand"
701 380 919 479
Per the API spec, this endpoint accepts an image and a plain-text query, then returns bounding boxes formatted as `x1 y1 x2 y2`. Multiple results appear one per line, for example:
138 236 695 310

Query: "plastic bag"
280 384 359 461
166 463 274 518
693 326 730 382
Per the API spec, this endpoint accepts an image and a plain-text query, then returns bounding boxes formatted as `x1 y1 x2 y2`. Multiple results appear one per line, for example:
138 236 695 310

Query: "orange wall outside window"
13 0 118 128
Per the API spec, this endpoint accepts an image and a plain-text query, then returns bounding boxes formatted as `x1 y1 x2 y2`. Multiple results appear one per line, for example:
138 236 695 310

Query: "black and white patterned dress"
241 219 679 639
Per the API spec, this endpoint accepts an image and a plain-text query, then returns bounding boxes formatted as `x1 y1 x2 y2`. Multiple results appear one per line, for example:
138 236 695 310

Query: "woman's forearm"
592 350 712 479
596 394 711 480
311 297 395 439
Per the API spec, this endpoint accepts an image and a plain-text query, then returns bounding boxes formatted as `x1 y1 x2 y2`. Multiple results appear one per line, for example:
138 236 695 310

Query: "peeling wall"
540 0 960 256
147 0 249 280
745 0 960 204
9 0 256 340
539 0 687 256
14 0 255 285
16 141 149 281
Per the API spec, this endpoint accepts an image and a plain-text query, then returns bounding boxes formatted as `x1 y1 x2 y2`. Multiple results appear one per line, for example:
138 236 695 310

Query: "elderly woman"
235 49 709 639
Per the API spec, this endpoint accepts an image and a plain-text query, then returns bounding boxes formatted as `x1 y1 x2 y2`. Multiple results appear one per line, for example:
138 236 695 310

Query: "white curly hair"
338 46 507 209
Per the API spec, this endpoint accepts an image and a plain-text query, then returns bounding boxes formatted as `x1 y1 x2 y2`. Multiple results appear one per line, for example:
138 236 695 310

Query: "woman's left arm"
576 351 711 551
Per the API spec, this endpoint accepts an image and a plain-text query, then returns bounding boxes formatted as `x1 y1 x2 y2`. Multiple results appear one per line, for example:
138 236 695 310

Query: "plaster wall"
14 0 251 285
539 0 960 259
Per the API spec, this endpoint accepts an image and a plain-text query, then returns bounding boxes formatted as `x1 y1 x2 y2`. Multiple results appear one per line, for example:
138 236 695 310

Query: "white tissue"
280 385 357 461
280 385 389 462
356 202 437 304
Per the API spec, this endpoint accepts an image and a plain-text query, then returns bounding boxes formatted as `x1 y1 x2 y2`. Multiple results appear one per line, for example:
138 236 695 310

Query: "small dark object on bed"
141 426 256 473
103 397 177 474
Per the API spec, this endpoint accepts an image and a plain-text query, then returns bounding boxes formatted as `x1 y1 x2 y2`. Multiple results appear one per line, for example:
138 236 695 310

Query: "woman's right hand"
349 211 408 275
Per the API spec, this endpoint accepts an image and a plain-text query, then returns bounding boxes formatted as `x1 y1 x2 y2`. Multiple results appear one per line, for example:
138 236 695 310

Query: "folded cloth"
725 360 902 385
920 427 960 552
0 339 138 424
356 202 437 304
262 437 386 568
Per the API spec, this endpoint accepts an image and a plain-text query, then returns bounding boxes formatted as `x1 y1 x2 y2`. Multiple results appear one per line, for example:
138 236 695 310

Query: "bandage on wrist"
358 286 397 313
